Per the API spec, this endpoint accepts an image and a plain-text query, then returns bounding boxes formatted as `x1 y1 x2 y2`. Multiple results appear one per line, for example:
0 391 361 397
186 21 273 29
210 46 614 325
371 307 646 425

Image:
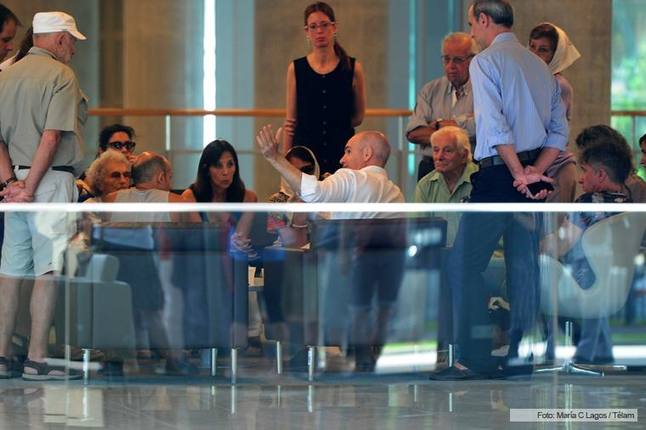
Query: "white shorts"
0 169 78 277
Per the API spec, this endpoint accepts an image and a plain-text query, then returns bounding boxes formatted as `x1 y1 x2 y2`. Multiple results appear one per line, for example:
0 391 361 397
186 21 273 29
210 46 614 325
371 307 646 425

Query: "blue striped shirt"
469 32 568 161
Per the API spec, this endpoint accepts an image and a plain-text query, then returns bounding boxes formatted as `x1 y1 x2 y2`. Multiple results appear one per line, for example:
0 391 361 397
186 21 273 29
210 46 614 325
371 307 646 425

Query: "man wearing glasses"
406 32 477 181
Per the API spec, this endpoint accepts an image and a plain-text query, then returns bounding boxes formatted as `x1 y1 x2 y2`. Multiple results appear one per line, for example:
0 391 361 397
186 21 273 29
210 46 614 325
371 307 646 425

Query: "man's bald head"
339 131 391 170
132 151 172 189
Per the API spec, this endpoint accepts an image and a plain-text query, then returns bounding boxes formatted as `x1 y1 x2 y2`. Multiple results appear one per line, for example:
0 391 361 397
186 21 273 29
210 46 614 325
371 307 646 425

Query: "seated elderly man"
414 126 478 244
257 126 405 372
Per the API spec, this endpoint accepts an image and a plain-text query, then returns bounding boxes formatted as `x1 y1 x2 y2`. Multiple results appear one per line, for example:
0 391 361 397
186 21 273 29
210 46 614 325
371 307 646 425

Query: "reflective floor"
1 372 646 429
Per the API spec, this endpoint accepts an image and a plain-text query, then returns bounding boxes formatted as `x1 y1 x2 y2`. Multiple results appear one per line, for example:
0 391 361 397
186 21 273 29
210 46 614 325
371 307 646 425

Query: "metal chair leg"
307 346 316 382
82 348 91 384
231 348 238 384
276 341 283 375
210 348 217 377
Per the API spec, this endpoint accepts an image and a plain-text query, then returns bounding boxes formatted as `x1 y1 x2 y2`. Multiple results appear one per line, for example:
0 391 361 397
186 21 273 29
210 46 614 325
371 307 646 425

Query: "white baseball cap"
32 12 87 40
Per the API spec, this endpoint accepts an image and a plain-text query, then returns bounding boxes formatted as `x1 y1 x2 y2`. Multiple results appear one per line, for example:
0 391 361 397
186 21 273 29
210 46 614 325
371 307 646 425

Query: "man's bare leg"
0 276 21 373
23 274 59 376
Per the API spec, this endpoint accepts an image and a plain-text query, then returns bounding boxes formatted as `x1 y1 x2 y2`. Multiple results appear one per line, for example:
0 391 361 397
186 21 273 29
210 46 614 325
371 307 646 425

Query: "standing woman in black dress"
283 2 366 175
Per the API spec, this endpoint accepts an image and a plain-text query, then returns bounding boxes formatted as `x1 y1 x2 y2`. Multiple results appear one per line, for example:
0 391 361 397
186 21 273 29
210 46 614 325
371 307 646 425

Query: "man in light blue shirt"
433 0 568 380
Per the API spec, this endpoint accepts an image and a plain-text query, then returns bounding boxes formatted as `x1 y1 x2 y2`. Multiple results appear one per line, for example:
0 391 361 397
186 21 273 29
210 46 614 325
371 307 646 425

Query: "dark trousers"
447 165 541 372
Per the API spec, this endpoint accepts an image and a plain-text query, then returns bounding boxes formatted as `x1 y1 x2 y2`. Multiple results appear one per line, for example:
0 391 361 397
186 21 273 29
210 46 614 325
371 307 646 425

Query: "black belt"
478 149 542 169
14 165 74 174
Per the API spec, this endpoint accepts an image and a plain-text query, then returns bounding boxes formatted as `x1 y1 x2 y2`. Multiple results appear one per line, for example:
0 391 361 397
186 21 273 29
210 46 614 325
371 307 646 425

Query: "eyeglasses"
305 21 334 32
109 171 131 179
108 141 136 151
300 164 316 175
441 55 473 65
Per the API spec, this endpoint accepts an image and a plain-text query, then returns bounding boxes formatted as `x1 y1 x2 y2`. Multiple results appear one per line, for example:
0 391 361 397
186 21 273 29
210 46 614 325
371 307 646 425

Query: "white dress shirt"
299 165 404 219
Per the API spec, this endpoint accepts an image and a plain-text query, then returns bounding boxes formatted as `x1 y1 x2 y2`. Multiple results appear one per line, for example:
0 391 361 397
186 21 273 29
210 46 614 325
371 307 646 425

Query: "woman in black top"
283 1 366 175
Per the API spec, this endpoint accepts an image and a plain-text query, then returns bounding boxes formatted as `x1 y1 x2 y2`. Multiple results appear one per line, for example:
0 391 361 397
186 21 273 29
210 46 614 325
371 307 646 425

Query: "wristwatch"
434 118 443 131
0 175 17 189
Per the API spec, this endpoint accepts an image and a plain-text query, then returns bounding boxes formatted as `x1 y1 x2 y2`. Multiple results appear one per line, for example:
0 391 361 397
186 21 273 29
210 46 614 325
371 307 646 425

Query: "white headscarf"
279 146 321 200
543 22 581 75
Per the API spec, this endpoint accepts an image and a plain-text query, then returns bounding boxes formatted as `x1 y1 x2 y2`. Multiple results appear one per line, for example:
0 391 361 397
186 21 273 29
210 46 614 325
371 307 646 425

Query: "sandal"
0 356 15 379
22 359 82 381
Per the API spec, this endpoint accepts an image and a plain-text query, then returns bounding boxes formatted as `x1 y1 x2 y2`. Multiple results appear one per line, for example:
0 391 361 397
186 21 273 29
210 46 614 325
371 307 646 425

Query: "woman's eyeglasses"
109 171 132 179
305 21 334 32
108 141 136 151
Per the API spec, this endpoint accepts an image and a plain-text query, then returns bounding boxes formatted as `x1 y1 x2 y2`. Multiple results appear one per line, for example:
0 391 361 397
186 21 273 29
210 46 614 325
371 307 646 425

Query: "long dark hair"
304 2 351 70
192 139 246 203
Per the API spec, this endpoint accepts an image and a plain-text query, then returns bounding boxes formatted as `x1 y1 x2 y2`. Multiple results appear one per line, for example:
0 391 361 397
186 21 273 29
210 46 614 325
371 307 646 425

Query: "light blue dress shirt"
469 32 568 161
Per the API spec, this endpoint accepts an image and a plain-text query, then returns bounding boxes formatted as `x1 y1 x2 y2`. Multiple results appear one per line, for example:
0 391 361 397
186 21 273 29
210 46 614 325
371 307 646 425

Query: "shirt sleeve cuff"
299 173 318 201
405 118 429 135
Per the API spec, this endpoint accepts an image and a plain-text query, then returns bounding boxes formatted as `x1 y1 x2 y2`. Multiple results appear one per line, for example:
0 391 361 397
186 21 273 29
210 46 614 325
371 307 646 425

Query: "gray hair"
132 152 170 184
430 126 472 161
85 150 130 197
471 0 514 28
442 32 479 55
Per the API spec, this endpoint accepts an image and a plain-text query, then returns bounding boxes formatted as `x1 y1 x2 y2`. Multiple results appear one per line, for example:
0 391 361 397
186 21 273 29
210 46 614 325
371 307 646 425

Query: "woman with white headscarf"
529 23 581 120
529 22 581 203
267 146 321 248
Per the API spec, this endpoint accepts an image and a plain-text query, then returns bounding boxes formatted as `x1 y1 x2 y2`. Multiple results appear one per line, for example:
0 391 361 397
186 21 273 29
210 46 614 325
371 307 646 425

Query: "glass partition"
0 203 644 425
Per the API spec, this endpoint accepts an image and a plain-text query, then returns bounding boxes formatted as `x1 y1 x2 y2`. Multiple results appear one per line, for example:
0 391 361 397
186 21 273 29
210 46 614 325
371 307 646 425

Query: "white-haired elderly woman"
414 126 478 244
82 150 131 203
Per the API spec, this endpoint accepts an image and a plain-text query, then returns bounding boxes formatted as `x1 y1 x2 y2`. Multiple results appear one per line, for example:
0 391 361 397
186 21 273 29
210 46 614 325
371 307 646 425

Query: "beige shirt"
0 47 87 173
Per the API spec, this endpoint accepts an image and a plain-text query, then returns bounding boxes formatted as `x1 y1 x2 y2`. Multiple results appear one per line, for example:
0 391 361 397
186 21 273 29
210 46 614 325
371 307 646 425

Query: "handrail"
88 107 413 118
612 110 646 116
87 108 646 118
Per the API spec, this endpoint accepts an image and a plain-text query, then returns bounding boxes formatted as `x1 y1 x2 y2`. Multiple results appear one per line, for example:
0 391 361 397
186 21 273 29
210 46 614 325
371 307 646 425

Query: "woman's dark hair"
286 146 318 177
192 139 246 203
14 27 33 63
304 2 351 70
99 124 135 151
0 5 20 32
529 23 558 52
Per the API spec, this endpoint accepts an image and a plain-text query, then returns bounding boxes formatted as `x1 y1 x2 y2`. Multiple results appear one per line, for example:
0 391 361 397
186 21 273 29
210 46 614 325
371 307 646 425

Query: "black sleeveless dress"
293 56 356 175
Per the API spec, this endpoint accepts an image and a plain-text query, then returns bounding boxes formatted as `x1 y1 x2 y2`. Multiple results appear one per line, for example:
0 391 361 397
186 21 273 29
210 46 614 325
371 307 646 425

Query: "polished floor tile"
1 373 646 429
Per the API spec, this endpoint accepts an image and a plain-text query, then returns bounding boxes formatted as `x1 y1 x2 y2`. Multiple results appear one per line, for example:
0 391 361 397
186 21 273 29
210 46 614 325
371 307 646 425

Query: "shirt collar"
491 32 517 46
430 161 478 185
361 165 388 176
27 46 58 60
445 78 470 96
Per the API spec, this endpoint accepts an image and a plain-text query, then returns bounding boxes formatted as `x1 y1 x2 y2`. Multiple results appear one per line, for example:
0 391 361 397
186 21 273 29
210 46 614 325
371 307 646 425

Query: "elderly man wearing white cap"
0 11 86 381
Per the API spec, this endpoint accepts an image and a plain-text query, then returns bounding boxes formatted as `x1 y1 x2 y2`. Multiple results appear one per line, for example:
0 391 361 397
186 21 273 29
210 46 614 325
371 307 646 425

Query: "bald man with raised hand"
257 126 404 219
258 126 406 372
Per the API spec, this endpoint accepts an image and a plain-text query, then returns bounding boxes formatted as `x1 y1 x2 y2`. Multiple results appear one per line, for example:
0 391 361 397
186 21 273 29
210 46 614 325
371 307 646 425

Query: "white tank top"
110 188 172 223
